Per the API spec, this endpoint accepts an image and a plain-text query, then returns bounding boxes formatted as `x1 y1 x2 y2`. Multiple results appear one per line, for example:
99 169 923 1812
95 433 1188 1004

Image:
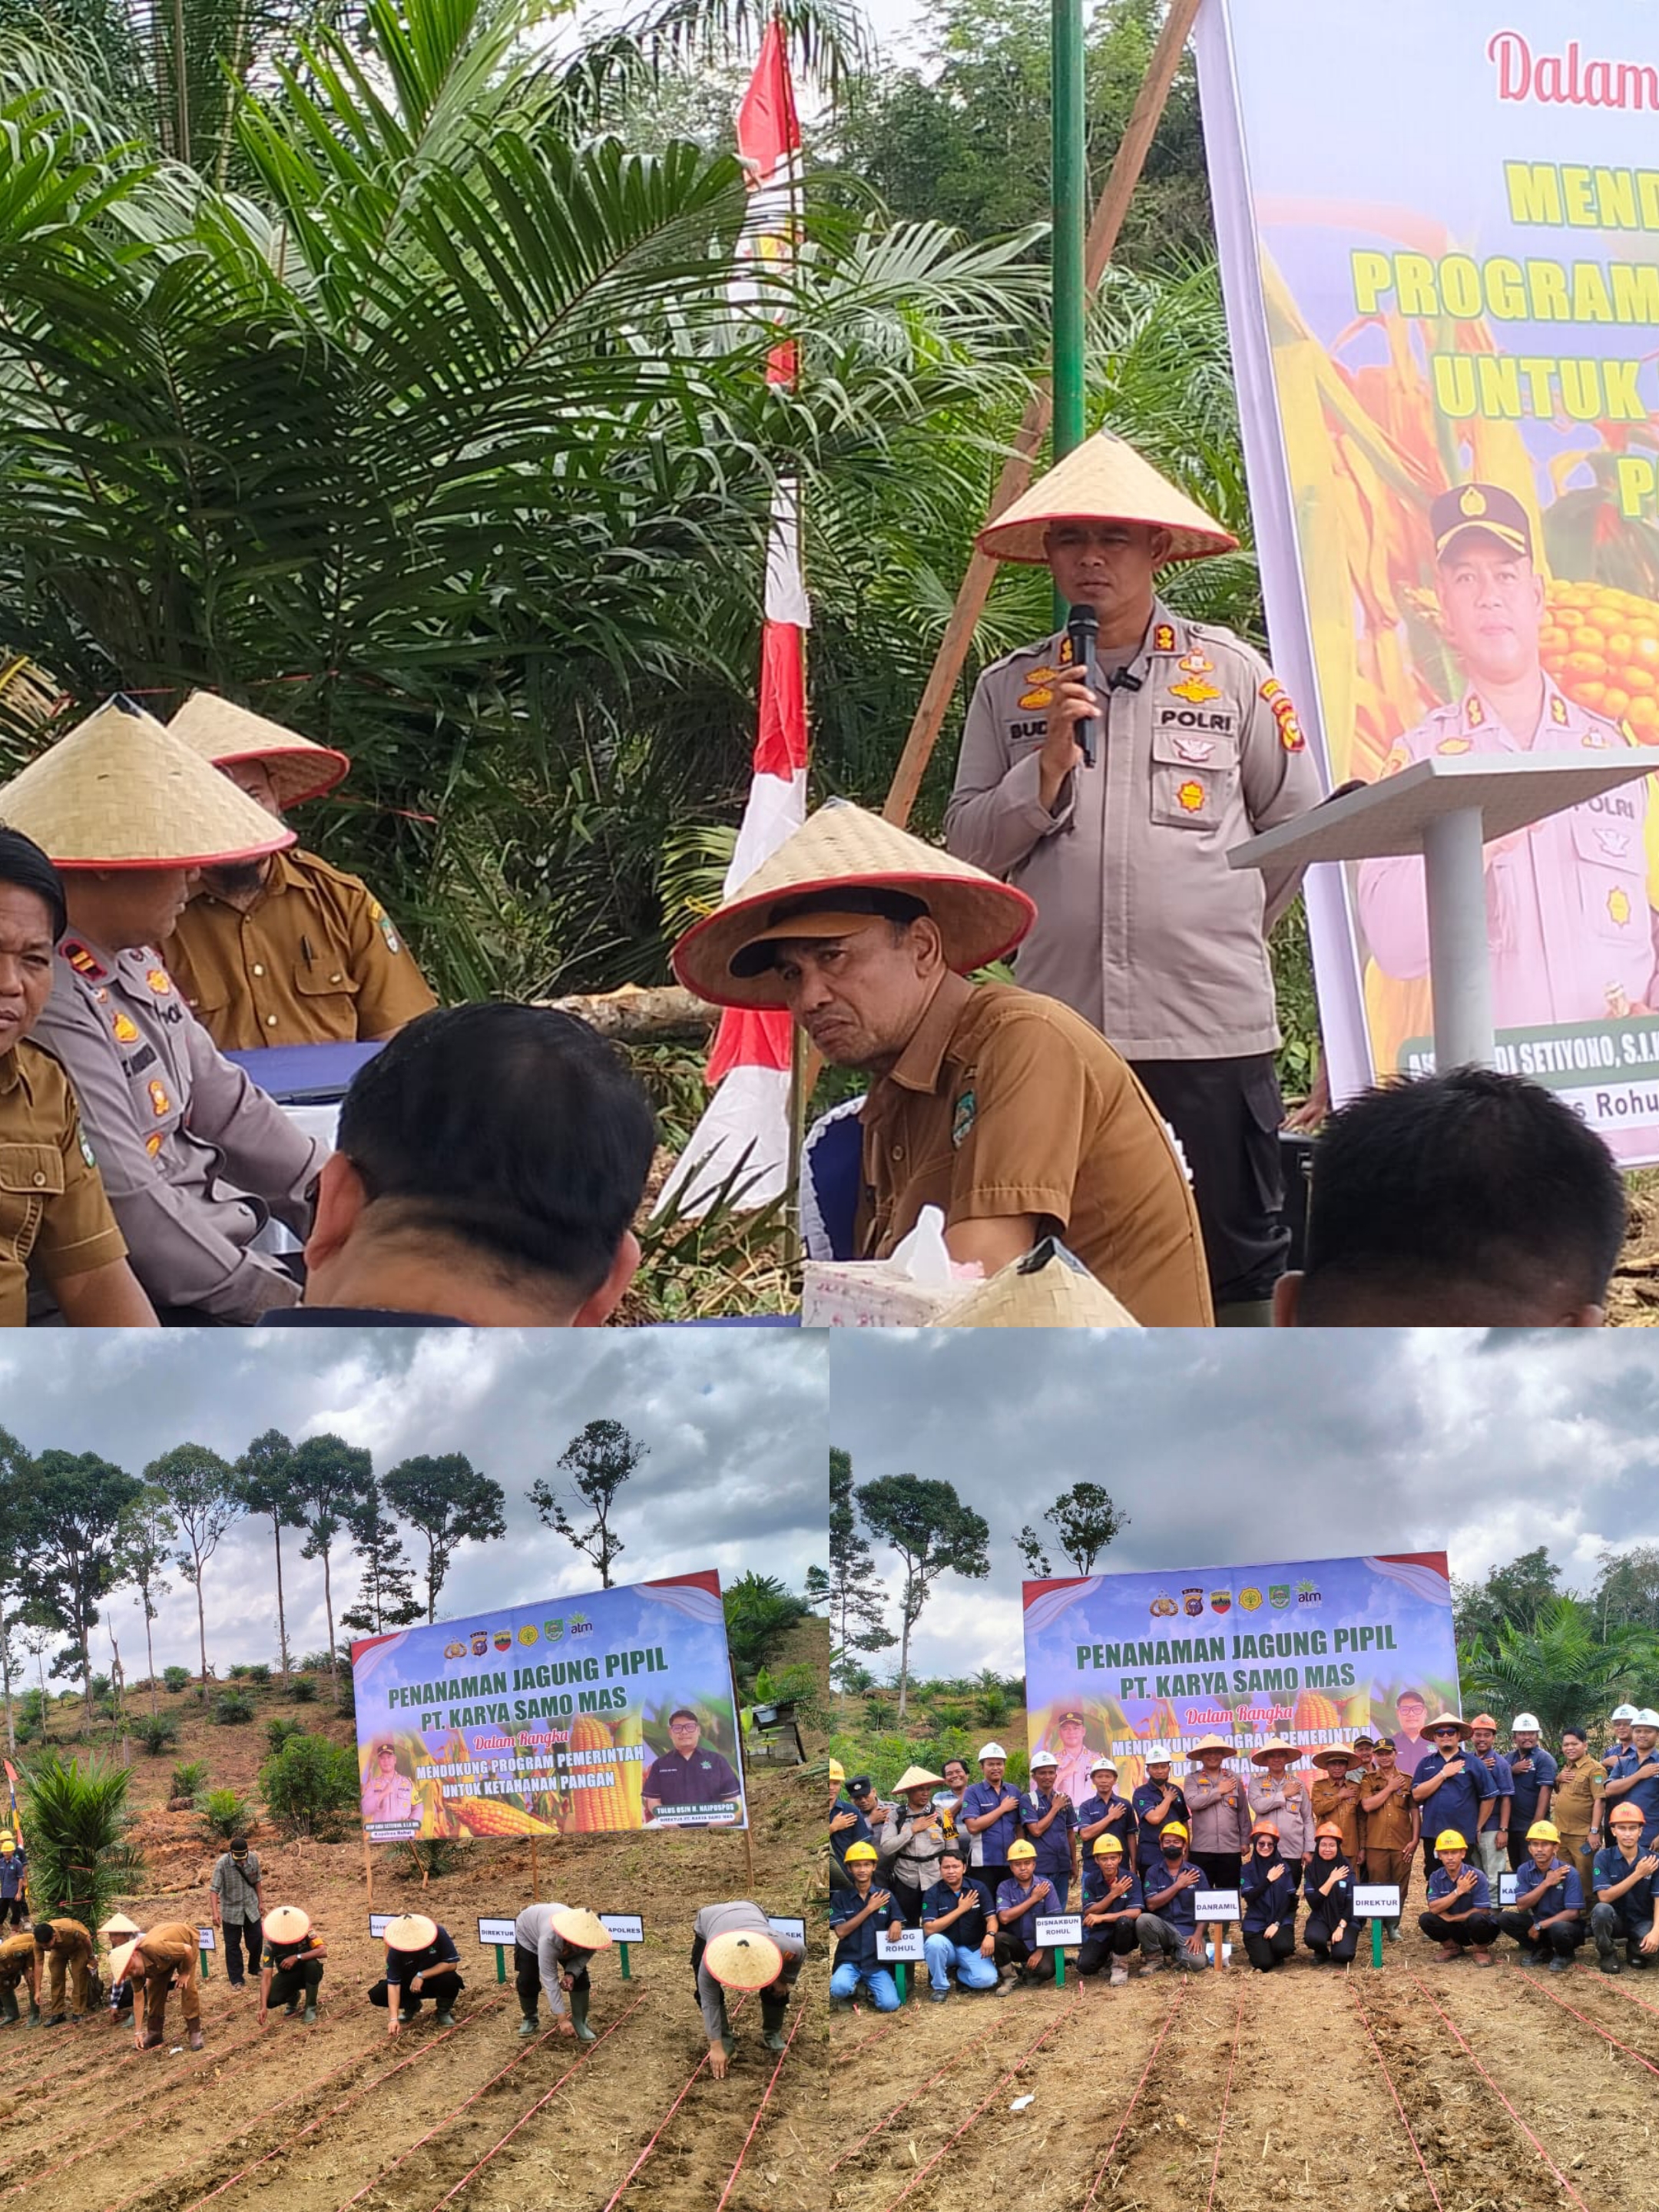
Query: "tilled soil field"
824 1935 1659 2211
5 1677 823 2212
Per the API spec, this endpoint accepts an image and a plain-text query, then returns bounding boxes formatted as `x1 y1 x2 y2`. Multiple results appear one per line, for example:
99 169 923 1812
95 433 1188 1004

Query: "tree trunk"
0 1625 14 1759
322 1545 338 1698
144 1598 157 1718
535 984 715 1041
273 1516 290 1678
35 1648 48 1742
194 1555 210 1704
896 1607 912 1724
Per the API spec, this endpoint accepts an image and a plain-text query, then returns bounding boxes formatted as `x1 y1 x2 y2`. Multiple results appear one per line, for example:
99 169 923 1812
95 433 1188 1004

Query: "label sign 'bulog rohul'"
1194 1891 1240 1919
1353 1886 1400 1917
478 1918 517 1946
767 1916 806 1946
1035 1914 1083 1947
600 1914 644 1944
876 1928 925 1962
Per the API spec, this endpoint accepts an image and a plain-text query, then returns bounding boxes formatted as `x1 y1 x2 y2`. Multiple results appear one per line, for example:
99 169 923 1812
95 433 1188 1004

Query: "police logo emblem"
147 1079 171 1118
145 968 171 995
1609 886 1633 926
1176 780 1205 813
952 1090 976 1148
112 1012 139 1044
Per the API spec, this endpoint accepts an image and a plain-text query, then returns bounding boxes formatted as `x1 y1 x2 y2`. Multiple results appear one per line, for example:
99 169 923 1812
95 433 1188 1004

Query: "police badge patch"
952 1091 976 1147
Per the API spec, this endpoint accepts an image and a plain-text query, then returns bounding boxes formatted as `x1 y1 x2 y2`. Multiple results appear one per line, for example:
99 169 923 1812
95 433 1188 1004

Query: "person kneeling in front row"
1590 1803 1659 1974
1240 1820 1298 1972
1498 1821 1584 1972
1417 1831 1498 1965
1302 1823 1361 1965
1076 1835 1144 1985
829 1846 899 2013
922 1840 1000 2002
1138 1822 1208 1974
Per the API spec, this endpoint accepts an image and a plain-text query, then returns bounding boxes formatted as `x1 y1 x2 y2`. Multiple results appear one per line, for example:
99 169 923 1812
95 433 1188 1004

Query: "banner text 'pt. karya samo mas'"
350 1569 746 1842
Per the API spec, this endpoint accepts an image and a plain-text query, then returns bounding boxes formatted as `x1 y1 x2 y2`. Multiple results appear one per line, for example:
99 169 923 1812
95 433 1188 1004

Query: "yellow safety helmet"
1159 1821 1189 1841
828 1760 846 1785
1525 1820 1560 1844
1091 1834 1124 1856
843 1842 878 1864
1007 1839 1038 1862
1434 1830 1468 1852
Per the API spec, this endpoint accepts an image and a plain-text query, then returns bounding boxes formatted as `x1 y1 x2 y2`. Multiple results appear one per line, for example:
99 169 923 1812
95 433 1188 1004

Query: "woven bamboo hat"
98 1913 142 1940
263 1906 311 1944
109 1938 141 1982
936 1238 1141 1329
670 801 1034 1010
1426 1713 1472 1740
0 696 295 869
383 1913 439 1952
975 432 1238 566
1248 1739 1299 1764
1189 1735 1233 1757
1311 1743 1357 1767
549 1907 611 1952
894 1764 943 1792
704 1928 783 1991
168 691 349 809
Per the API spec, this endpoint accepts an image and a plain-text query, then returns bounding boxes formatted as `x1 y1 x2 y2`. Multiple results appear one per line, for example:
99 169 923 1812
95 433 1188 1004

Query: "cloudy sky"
830 1330 1659 1682
0 1330 825 1681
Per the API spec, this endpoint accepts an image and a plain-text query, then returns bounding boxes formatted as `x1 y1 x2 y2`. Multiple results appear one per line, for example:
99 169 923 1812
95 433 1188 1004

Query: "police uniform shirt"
1131 1783 1188 1866
1425 1863 1492 1912
1413 1748 1495 1843
856 971 1212 1326
1080 1862 1144 1918
28 936 326 1321
641 1746 742 1808
830 1795 873 1866
946 604 1323 1058
1239 1852 1297 1932
1591 1845 1657 1928
1017 1787 1078 1879
1512 1858 1584 1919
994 1877 1048 1950
165 848 437 1050
0 1041 126 1324
1508 1746 1558 1832
922 1876 994 1948
960 1780 1022 1868
830 1886 885 1974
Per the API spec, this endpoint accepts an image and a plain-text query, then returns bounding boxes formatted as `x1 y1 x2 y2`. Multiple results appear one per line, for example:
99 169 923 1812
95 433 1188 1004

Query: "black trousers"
1498 1910 1582 1956
221 1918 262 1985
0 1898 25 1931
1243 1924 1296 1972
1419 1910 1499 1949
514 1941 589 2018
976 1863 1011 1904
1130 1054 1288 1303
370 1969 463 2013
1190 1849 1244 1900
886 1879 926 1930
992 1930 1041 1974
1076 1922 1140 1975
1303 1914 1359 1962
267 1957 325 2008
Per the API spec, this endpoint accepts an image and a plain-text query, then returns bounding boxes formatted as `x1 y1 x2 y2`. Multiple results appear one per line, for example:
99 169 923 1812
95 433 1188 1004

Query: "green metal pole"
494 1944 505 1985
1371 1917 1383 1970
1051 0 1088 629
618 1942 631 1982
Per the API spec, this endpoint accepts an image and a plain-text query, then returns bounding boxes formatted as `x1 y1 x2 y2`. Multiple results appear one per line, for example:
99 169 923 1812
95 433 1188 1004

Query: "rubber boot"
41 2014 65 2027
0 1988 18 2026
518 2010 538 2038
1214 1300 1275 1327
187 2026 204 2052
436 2008 457 2028
569 1985 597 2045
303 2002 318 2024
759 1995 788 2054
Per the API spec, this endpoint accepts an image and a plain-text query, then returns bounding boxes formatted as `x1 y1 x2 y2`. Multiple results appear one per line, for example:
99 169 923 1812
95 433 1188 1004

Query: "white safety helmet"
1637 1708 1659 1728
1612 1704 1640 1723
1511 1714 1541 1734
977 1742 1008 1763
1143 1743 1173 1764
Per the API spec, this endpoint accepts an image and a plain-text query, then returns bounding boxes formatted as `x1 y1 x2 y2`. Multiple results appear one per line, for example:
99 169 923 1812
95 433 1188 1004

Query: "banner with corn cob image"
348 1568 746 1843
1197 0 1659 1160
1022 1552 1458 1776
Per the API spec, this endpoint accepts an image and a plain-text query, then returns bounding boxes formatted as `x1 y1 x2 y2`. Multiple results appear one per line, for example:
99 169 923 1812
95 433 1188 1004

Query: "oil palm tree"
1461 1597 1659 1747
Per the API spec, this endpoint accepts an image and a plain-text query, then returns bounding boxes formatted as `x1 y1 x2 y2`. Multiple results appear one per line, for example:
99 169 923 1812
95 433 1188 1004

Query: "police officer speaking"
946 432 1323 1322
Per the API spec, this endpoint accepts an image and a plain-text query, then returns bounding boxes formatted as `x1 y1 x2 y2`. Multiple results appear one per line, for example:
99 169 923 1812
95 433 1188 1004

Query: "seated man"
692 1902 803 2078
1275 1066 1626 1327
512 1902 610 2041
1138 1820 1209 1974
276 1004 655 1326
0 830 154 1324
0 700 326 1322
671 803 1212 1325
1591 1802 1659 1974
1498 1820 1584 1972
257 1906 326 2024
1417 1831 1498 1965
921 1840 998 2002
830 1843 899 2013
992 1839 1056 1990
1076 1835 1144 1985
164 693 436 1049
373 1914 462 2033
118 1922 204 2049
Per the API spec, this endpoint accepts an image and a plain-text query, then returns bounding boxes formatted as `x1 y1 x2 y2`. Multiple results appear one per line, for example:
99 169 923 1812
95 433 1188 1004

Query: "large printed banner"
350 1569 746 1842
1022 1552 1459 1795
1197 0 1659 1158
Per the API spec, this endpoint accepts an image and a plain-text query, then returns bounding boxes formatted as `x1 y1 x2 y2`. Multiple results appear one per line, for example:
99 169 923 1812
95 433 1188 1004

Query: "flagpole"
1051 0 1088 630
781 10 809 1272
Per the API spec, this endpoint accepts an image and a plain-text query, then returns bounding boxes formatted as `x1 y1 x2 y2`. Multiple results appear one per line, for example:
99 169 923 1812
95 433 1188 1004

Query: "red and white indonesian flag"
659 20 808 1214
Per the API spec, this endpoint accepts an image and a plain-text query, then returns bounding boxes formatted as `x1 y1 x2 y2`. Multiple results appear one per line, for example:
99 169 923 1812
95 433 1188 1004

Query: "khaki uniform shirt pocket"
0 1143 64 1270
293 959 363 1043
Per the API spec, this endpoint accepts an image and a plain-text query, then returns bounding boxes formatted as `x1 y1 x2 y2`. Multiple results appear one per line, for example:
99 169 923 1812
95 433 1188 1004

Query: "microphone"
1065 603 1100 767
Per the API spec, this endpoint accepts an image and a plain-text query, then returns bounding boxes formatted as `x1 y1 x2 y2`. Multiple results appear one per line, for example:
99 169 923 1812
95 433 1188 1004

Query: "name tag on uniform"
1034 1914 1082 1947
1353 1886 1399 1917
876 1927 924 1962
1194 1889 1240 1919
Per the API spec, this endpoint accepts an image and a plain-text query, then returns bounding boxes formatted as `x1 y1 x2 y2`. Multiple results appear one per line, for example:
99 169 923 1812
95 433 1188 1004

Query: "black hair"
1299 1066 1626 1323
938 1840 966 1862
335 1005 656 1304
31 1923 52 1945
668 1707 698 1726
1561 1724 1587 1743
0 826 66 942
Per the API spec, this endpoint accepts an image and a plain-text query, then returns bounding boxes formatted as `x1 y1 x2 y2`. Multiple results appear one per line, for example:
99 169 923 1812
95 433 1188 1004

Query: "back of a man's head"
1281 1065 1625 1327
312 1005 657 1323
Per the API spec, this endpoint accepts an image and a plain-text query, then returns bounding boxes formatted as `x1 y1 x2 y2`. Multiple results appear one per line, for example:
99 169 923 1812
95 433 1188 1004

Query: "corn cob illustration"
445 1795 549 1837
1541 579 1659 740
562 1715 634 1833
1293 1690 1342 1732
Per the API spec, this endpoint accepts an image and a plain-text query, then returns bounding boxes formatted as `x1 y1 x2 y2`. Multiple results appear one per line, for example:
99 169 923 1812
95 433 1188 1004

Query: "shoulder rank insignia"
145 967 172 996
952 1090 976 1147
1465 694 1485 730
61 940 107 982
1551 693 1569 726
1151 622 1177 654
1058 637 1075 667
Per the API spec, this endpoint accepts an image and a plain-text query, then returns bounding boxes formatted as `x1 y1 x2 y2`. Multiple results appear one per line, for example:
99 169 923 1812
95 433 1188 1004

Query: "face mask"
1162 1845 1184 1859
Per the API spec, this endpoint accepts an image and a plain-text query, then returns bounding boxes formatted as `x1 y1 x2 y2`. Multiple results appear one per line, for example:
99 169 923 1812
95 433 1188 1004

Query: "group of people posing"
829 1704 1659 2005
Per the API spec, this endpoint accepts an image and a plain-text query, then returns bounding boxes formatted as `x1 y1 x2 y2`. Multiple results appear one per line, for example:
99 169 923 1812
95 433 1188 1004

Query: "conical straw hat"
1311 1742 1357 1767
263 1906 311 1944
169 692 350 809
382 1912 438 1952
703 1928 783 1991
109 1938 142 1982
936 1238 1141 1329
975 432 1238 565
0 696 296 869
98 1913 141 1939
893 1765 943 1792
671 801 1034 1010
549 1907 611 1952
1249 1739 1300 1764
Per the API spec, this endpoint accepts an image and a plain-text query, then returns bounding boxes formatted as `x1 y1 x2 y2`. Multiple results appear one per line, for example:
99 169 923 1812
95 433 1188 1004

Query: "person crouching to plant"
513 1903 611 2041
0 1929 38 2027
693 1903 803 2078
118 1922 204 2050
1240 1820 1298 1972
31 1917 94 2028
1417 1831 1499 1966
98 1913 142 2027
259 1907 327 2025
373 1914 463 2034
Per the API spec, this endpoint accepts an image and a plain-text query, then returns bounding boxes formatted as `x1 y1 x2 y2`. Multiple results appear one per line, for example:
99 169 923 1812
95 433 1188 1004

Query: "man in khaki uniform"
1555 1725 1609 1894
0 700 329 1322
1309 1745 1365 1859
0 1929 38 2024
121 1921 204 2049
32 1917 93 2023
164 694 437 1049
0 830 154 1326
671 802 1212 1324
1359 1735 1419 1940
945 434 1324 1322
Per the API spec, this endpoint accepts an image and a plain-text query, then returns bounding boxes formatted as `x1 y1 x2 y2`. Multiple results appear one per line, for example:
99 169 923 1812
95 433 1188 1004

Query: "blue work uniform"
1018 1788 1078 1910
830 1887 899 2011
1507 1748 1558 1836
1512 1857 1584 1920
1606 1750 1659 1846
1078 1791 1137 1860
922 1876 998 1994
995 1877 1050 1952
1469 1747 1514 1835
1080 1860 1143 1914
1413 1748 1495 1846
0 1852 26 1902
1131 1783 1188 1870
1142 1859 1199 1936
1592 1845 1659 1939
960 1780 1022 1871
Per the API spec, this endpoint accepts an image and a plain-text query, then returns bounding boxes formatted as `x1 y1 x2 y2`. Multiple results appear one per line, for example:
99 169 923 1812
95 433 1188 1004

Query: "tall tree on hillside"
855 1473 990 1722
112 1485 177 1716
1041 1483 1128 1576
530 1421 644 1590
1594 1545 1659 1635
0 1429 33 1752
289 1435 374 1695
382 1455 506 1623
233 1429 307 1677
828 1447 893 1693
1463 1596 1659 1744
145 1443 239 1704
1453 1546 1562 1651
20 1448 142 1724
340 1482 424 1637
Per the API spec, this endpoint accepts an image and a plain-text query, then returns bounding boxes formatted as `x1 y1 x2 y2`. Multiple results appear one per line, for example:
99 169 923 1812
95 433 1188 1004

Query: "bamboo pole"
363 1833 373 1910
879 0 1205 830
743 1824 757 1894
530 1835 539 1900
